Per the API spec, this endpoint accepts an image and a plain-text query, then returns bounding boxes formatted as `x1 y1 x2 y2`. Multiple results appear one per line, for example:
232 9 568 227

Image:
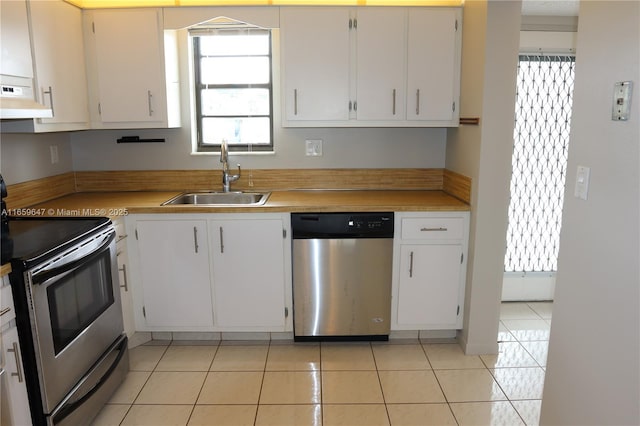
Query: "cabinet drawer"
1 280 15 327
401 217 464 240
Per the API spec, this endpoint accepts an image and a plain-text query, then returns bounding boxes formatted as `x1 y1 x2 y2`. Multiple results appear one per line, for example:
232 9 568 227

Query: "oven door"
27 227 124 414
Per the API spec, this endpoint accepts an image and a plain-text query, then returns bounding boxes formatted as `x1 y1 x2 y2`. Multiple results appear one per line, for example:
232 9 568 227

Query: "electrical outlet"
49 145 59 164
305 139 323 156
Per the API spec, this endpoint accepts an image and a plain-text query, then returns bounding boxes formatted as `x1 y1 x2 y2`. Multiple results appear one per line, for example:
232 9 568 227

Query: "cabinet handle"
420 227 448 232
0 307 11 317
416 89 420 115
193 226 199 253
392 89 396 115
7 342 24 383
219 226 224 253
294 89 298 115
43 86 55 117
119 263 129 292
409 251 414 278
147 90 153 116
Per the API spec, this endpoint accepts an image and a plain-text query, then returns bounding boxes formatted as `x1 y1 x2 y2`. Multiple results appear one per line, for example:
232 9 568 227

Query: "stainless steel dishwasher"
291 212 394 341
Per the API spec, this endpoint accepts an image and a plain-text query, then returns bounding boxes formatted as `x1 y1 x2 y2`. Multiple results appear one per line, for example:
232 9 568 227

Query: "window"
504 54 576 272
191 27 273 153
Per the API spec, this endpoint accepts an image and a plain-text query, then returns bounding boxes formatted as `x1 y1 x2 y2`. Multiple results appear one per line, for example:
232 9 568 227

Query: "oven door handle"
52 335 127 425
32 231 115 285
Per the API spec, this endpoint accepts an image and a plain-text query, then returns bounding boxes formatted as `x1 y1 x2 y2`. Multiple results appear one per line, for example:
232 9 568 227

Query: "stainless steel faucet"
220 139 241 192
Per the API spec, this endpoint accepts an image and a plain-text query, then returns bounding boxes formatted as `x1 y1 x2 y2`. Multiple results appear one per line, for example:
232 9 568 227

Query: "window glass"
192 28 273 152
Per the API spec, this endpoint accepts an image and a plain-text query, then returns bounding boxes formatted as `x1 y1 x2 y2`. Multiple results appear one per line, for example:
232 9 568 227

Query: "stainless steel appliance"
7 216 128 426
292 212 394 340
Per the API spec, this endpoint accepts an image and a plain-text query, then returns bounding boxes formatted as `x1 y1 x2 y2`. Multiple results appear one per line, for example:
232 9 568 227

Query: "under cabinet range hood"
0 75 52 119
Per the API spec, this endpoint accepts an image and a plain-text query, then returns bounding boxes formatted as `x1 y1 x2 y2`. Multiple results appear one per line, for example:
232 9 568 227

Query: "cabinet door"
136 220 213 329
211 219 286 329
397 244 462 327
29 0 89 129
407 8 460 123
91 9 166 124
1 327 32 426
280 7 351 122
355 8 406 121
0 0 32 79
116 238 135 339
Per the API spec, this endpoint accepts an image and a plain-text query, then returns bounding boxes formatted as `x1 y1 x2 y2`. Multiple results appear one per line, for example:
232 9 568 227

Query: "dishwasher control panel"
348 216 391 230
292 213 394 238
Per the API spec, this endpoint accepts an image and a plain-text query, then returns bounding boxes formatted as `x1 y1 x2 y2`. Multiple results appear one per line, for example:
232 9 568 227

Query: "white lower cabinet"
114 219 135 339
211 218 287 330
1 277 32 426
392 212 469 330
134 218 214 330
127 214 291 333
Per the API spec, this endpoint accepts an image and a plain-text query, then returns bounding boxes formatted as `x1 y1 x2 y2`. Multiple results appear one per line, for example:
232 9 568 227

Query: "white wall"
540 2 639 424
0 132 73 184
446 0 521 354
70 126 446 171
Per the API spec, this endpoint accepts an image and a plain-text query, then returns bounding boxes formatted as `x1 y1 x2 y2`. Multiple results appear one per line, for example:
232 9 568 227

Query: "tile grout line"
369 342 393 426
184 340 220 425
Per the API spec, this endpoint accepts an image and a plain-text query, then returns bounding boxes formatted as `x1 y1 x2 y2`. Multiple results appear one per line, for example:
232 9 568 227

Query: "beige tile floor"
92 302 551 426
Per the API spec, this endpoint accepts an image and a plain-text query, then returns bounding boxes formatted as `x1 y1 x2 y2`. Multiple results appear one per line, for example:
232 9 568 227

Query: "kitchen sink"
162 191 270 206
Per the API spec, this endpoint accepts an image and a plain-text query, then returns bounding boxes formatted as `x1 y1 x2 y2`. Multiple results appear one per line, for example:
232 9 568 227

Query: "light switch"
305 139 323 156
574 165 590 200
612 81 633 121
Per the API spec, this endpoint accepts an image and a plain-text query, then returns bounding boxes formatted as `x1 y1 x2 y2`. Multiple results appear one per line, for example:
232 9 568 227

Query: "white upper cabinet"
83 8 180 129
0 0 33 79
354 8 406 121
280 7 351 122
407 8 460 123
280 6 462 127
26 0 89 132
30 0 89 130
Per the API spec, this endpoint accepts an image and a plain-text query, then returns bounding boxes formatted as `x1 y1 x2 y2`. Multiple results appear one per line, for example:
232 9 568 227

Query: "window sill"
190 151 276 156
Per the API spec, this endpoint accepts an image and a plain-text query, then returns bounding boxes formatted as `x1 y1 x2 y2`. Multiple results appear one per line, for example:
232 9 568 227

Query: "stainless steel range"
6 216 128 426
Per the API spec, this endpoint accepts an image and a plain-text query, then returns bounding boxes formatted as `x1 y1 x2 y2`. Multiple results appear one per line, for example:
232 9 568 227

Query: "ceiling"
521 0 579 16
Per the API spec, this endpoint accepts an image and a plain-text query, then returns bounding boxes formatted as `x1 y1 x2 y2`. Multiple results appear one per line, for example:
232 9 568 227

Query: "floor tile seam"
487 367 546 402
525 302 552 320
129 369 156 406
191 370 237 409
431 367 492 371
429 363 453 410
149 344 170 373
208 368 267 372
371 341 394 426
375 368 434 372
482 367 513 404
254 341 272 425
520 343 546 374
418 343 436 370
